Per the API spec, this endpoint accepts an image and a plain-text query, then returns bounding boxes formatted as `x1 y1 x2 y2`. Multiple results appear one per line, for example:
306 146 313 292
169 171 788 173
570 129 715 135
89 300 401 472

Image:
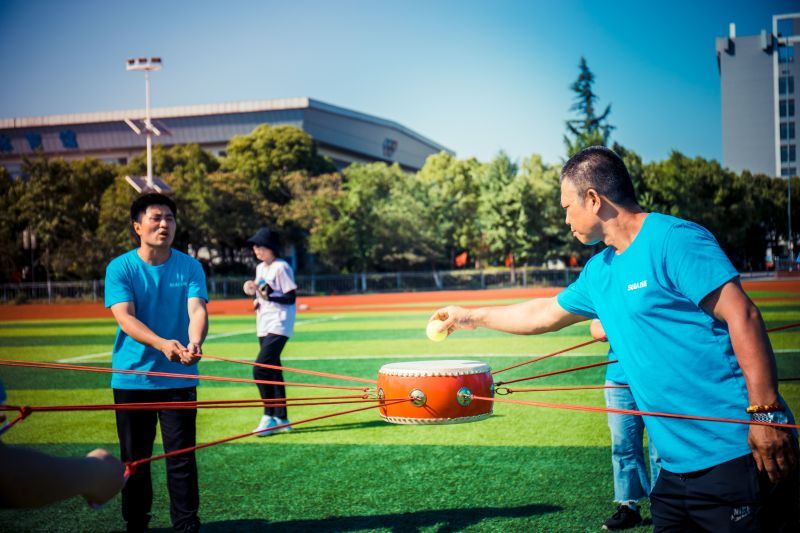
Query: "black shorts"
651 453 799 532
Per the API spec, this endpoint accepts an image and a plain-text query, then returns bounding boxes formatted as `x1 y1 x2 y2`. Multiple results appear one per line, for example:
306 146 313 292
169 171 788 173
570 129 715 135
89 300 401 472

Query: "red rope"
201 353 377 385
492 339 600 375
501 384 629 393
126 398 410 473
495 359 615 386
766 322 800 333
490 321 800 378
0 395 369 413
0 398 380 413
0 406 31 437
473 396 800 430
0 359 371 392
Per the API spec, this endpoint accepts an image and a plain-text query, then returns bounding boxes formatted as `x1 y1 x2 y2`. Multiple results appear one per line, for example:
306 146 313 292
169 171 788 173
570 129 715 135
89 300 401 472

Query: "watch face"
754 411 790 425
770 411 790 425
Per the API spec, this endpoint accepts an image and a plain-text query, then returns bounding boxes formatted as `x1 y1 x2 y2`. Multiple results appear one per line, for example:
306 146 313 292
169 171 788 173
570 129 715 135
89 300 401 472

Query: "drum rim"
378 359 490 377
379 411 493 425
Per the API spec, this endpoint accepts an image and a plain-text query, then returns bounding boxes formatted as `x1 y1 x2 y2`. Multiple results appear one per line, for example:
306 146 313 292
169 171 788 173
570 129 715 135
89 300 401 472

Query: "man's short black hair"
561 146 638 207
130 193 177 222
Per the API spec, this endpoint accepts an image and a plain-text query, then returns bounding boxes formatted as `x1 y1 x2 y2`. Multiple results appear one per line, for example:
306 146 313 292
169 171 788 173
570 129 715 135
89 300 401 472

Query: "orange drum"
377 360 494 424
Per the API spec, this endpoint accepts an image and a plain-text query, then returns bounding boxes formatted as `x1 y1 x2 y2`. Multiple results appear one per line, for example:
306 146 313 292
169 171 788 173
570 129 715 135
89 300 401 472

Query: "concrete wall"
718 35 776 176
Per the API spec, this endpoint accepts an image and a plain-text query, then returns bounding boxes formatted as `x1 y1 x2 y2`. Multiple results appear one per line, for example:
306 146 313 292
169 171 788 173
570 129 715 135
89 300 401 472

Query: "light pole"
789 178 794 270
22 228 36 282
126 57 161 189
773 14 800 269
124 57 172 194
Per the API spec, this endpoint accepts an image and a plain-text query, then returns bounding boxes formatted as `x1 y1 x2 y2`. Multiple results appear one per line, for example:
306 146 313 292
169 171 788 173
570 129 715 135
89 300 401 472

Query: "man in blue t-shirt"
105 193 208 533
433 147 798 531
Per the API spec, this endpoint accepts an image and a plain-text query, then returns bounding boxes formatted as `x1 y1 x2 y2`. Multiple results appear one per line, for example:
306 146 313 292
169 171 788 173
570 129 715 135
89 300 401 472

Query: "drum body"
377 360 494 424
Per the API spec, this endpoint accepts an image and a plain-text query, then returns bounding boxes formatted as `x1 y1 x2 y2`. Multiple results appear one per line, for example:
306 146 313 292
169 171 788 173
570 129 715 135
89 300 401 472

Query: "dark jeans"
254 334 289 418
114 387 200 532
651 453 800 532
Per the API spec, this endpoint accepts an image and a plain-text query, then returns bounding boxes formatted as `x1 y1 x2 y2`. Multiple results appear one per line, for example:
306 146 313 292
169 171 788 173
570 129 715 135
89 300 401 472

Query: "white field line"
55 351 115 363
54 315 343 363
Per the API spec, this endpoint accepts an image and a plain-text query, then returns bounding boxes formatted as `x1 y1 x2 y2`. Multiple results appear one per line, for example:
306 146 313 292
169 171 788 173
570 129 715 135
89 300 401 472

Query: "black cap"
247 227 281 254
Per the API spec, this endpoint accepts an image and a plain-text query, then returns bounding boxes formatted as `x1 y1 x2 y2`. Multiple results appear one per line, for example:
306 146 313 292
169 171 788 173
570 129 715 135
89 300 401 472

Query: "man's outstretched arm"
0 444 125 508
432 296 588 336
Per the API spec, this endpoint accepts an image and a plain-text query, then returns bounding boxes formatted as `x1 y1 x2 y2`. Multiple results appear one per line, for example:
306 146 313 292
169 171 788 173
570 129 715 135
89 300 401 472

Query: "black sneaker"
602 505 642 530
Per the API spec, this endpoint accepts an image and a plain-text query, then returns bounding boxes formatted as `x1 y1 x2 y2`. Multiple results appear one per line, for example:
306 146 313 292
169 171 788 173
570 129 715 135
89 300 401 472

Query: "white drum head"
378 360 490 377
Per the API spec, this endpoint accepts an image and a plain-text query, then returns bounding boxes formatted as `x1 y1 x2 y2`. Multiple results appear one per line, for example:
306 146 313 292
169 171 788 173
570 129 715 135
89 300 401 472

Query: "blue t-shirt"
105 249 208 389
557 213 755 473
0 380 6 404
604 346 626 385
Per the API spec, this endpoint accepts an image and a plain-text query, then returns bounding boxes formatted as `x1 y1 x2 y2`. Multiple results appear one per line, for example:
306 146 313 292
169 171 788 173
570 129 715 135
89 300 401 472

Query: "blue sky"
0 0 795 165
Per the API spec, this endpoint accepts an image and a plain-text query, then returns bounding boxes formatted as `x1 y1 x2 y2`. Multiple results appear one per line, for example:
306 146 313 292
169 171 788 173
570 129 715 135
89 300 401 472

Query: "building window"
781 144 797 163
25 133 42 151
779 45 796 64
781 99 796 117
59 130 78 149
382 138 398 158
781 122 796 140
780 76 795 95
783 167 798 177
117 157 128 165
0 135 12 153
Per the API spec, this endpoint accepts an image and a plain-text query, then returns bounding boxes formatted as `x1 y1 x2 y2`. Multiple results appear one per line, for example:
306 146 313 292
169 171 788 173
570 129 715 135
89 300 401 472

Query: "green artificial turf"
0 295 798 531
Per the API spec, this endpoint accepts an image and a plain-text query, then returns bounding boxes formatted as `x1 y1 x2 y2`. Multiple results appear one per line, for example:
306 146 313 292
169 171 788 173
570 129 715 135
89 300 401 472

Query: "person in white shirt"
243 228 298 435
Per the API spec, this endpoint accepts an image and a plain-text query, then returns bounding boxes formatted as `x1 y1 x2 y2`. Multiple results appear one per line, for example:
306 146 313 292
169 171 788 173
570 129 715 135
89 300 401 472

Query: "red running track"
1 279 798 321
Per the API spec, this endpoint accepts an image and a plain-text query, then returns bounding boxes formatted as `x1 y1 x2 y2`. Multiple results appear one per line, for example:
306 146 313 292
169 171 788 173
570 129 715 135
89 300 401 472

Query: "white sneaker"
253 415 277 437
271 417 293 433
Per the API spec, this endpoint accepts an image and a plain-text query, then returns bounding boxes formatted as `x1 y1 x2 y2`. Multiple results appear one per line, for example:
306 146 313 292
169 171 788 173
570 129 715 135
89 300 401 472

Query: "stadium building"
716 13 799 177
0 97 451 177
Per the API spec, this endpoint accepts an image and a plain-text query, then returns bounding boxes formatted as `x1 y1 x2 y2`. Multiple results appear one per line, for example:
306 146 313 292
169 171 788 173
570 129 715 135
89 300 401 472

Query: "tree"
640 151 780 270
221 124 336 204
307 162 435 272
564 57 615 157
416 152 482 268
197 171 263 272
14 155 115 280
476 152 527 268
96 176 140 260
0 166 23 281
121 144 221 254
515 154 564 263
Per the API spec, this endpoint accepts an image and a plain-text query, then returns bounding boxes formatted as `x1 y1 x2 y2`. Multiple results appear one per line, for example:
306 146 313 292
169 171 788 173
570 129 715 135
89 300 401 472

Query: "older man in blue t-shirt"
105 193 208 533
433 147 798 531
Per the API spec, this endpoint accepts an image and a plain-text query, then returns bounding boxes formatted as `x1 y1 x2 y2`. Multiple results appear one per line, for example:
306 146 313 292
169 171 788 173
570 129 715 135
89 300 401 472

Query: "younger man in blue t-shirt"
433 147 798 531
105 193 208 533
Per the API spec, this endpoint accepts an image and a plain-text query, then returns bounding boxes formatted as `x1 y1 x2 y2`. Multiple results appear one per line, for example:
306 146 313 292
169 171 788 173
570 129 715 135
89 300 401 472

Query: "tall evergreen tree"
564 57 615 157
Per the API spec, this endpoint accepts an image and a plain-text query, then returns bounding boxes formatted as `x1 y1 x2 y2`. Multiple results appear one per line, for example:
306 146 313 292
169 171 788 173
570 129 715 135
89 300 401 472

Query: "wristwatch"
750 410 789 425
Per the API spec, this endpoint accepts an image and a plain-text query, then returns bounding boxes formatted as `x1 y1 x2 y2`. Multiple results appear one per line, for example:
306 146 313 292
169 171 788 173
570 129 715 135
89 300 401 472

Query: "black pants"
114 388 200 532
254 334 289 418
651 453 800 532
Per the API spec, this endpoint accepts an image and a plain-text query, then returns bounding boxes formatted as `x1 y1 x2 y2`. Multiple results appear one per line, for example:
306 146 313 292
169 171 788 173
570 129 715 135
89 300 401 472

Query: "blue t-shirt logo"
626 279 648 291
